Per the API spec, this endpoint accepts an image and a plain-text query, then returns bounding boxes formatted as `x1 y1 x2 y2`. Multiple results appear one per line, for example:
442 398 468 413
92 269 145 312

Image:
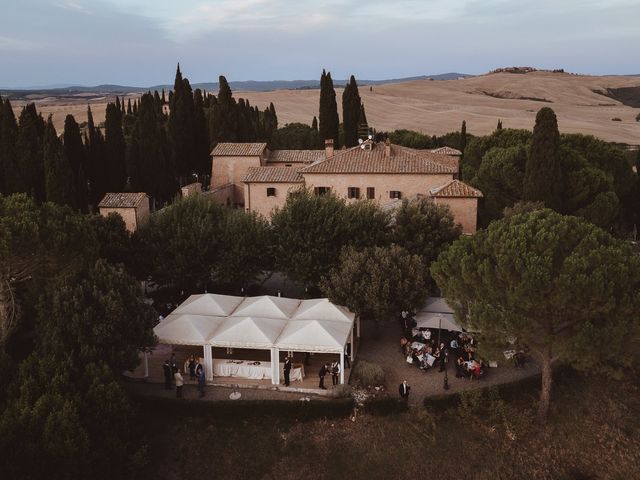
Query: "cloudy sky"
1 0 639 87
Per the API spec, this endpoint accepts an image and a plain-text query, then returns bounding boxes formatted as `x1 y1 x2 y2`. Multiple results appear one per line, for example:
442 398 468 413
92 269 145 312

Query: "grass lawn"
136 371 640 480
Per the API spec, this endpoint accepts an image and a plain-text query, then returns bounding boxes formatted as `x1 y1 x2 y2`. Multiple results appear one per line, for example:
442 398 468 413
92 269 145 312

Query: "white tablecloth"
213 359 303 381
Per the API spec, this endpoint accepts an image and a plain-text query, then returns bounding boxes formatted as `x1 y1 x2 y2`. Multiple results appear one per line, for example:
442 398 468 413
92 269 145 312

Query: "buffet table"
212 358 304 382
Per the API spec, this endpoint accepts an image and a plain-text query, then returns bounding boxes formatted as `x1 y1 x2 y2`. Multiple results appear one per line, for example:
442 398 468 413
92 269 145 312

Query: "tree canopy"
431 209 640 421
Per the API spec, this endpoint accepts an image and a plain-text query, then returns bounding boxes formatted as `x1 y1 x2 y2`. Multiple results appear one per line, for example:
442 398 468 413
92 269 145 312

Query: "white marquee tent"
153 294 357 386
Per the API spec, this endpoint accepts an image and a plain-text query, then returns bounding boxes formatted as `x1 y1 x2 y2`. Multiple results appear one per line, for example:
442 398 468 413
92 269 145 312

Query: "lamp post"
443 349 450 390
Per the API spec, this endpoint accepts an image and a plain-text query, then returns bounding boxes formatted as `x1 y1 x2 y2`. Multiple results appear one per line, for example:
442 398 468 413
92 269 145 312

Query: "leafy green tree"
523 107 563 209
431 209 640 422
86 212 133 268
319 70 340 148
270 122 320 149
392 197 461 287
271 189 389 289
44 117 76 207
104 103 127 193
462 128 532 181
321 245 428 322
387 129 435 149
63 114 88 211
342 75 361 147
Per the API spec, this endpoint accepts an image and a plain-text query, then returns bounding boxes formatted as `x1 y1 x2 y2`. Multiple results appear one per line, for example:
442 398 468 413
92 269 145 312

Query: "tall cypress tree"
62 114 87 211
357 103 369 139
209 75 238 144
523 107 563 210
104 103 127 192
193 88 210 176
460 120 467 154
130 93 176 204
44 117 75 207
342 75 361 147
497 119 503 130
0 99 20 195
16 103 46 201
86 105 108 207
312 116 318 131
318 70 339 148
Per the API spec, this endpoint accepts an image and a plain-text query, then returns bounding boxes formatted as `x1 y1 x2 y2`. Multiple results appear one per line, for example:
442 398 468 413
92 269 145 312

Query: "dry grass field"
13 71 640 144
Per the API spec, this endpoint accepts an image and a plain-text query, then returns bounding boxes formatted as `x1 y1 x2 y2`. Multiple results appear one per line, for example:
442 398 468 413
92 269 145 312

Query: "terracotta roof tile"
210 143 267 156
242 167 304 183
430 146 463 156
430 180 483 198
267 150 325 164
300 143 458 175
98 192 149 208
395 145 460 170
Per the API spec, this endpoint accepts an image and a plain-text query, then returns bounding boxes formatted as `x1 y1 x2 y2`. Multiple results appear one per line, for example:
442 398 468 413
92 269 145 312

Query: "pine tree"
104 103 127 192
16 103 46 201
319 70 340 148
62 114 87 211
193 88 210 176
342 75 361 147
44 117 75 207
312 116 318 131
460 120 467 153
523 107 562 210
0 99 20 195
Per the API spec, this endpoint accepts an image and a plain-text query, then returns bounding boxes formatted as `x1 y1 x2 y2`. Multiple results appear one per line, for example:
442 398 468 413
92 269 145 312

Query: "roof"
242 167 304 184
430 179 483 198
173 294 244 317
300 142 458 175
267 150 325 164
430 146 463 156
98 192 148 209
210 142 267 157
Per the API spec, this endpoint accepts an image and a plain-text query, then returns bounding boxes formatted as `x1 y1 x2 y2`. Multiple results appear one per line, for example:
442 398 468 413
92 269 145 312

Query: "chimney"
384 138 391 159
325 139 334 158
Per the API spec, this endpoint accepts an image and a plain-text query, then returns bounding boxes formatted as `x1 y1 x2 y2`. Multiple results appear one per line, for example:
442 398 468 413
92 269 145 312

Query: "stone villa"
209 139 482 233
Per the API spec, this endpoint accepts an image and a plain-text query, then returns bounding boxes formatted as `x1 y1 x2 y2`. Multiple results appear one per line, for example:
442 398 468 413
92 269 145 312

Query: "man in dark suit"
398 380 411 402
319 363 328 389
283 356 292 386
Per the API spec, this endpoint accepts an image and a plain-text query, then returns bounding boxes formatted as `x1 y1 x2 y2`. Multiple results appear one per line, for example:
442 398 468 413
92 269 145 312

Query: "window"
366 187 375 199
314 187 330 196
347 187 360 199
267 187 276 197
390 190 402 199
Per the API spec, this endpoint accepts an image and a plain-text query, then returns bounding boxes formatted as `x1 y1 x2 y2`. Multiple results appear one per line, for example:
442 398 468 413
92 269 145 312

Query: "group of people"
450 333 485 380
318 361 342 389
162 353 207 398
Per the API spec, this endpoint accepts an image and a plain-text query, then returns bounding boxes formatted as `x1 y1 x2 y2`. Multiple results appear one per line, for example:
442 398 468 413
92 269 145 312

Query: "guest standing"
318 363 328 389
331 361 340 386
283 356 292 386
398 380 411 402
188 355 196 380
162 360 172 390
174 370 184 398
197 368 206 398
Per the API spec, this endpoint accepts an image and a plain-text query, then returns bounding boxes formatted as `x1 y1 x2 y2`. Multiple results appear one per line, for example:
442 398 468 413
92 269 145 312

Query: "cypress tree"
16 103 46 201
193 88 210 176
104 103 127 192
318 70 339 148
62 114 88 211
86 105 108 207
497 119 503 130
44 117 75 207
130 93 177 204
312 116 318 131
357 104 369 140
0 99 20 195
167 64 196 178
127 99 132 115
460 120 467 153
115 96 121 112
342 75 361 147
523 107 563 210
209 75 238 144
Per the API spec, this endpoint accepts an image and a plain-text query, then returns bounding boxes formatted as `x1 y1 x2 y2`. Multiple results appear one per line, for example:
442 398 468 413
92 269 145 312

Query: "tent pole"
357 316 361 338
350 325 354 362
340 351 345 384
271 348 280 385
204 344 213 382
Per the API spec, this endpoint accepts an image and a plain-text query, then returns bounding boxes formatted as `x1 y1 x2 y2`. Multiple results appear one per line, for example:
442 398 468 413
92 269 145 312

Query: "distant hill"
1 73 473 99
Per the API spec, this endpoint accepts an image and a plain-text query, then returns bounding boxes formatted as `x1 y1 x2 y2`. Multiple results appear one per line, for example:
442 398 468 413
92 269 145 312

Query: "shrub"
331 384 353 399
611 117 622 121
351 361 385 387
636 112 640 122
363 396 408 415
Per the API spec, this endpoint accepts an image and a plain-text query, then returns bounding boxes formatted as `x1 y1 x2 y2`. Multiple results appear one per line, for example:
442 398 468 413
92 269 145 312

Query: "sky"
1 0 639 87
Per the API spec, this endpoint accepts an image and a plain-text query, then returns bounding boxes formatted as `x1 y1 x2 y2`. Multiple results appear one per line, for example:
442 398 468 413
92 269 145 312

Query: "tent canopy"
421 297 454 314
415 312 463 332
153 294 355 352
